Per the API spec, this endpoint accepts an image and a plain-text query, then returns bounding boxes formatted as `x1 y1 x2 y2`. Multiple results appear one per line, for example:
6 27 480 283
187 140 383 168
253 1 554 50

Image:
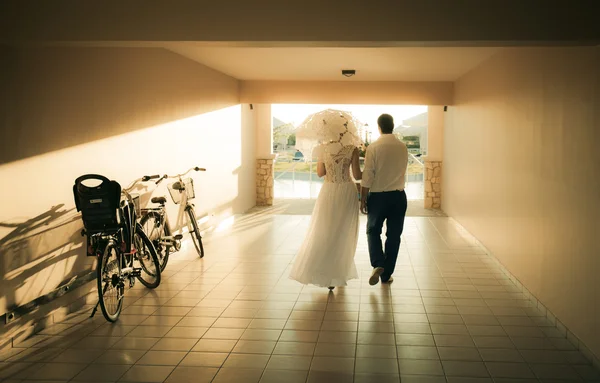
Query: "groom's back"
363 135 408 192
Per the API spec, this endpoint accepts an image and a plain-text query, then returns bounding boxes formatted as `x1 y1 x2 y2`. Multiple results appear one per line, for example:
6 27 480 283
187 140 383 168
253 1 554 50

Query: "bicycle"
137 176 183 272
139 166 206 262
73 174 162 322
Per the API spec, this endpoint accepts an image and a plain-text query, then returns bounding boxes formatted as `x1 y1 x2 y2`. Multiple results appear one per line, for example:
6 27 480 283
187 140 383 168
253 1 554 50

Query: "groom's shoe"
369 267 385 286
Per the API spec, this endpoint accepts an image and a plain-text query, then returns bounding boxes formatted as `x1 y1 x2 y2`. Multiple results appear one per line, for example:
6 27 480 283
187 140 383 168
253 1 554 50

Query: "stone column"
425 161 442 209
256 158 274 206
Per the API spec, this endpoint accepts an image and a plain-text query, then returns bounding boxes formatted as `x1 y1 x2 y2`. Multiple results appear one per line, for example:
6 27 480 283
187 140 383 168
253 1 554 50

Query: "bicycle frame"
161 167 205 234
172 175 193 234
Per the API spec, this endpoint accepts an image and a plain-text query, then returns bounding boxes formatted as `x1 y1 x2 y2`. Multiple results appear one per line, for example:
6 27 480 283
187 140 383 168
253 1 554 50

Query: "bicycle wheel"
97 240 124 322
140 211 170 272
186 207 204 258
133 224 162 288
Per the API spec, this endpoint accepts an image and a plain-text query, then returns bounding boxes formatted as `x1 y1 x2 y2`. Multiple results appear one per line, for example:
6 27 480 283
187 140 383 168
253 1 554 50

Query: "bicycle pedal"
131 268 142 277
174 234 183 240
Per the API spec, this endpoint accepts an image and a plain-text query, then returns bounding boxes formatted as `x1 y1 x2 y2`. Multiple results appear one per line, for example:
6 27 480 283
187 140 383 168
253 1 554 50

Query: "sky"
272 104 427 139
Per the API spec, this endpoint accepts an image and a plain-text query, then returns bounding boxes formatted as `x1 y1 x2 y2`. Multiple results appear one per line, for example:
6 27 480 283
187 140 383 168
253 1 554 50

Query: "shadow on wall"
0 204 94 344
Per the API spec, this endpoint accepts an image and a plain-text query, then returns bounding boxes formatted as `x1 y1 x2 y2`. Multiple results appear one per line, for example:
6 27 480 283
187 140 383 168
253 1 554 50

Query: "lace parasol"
295 109 364 161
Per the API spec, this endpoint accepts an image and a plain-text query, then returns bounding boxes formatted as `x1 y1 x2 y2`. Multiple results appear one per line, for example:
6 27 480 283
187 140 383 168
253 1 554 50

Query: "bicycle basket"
167 177 195 204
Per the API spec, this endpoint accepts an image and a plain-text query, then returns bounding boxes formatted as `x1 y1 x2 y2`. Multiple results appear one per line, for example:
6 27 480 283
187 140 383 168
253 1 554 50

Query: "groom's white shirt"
361 134 409 193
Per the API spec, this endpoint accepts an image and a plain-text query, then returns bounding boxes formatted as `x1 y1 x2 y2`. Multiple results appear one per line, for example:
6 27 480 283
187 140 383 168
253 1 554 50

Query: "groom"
360 114 409 285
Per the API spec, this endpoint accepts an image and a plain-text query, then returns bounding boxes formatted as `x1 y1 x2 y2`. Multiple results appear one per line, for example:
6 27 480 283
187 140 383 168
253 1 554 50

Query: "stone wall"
425 161 442 209
256 158 274 206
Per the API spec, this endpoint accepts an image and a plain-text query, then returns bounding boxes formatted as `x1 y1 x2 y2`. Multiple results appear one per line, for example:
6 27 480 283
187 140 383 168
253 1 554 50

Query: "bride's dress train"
289 144 359 287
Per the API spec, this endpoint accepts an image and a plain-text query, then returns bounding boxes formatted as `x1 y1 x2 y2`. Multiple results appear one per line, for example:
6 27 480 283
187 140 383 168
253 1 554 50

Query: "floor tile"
260 369 308 383
396 334 435 346
164 326 207 338
164 366 218 383
486 362 536 379
136 350 186 366
479 348 524 363
222 353 270 369
314 343 356 357
212 368 264 383
94 349 146 365
473 336 515 349
112 337 158 350
192 339 237 353
118 365 175 382
397 346 439 360
397 376 445 383
151 337 198 351
241 329 282 341
354 373 401 383
438 346 482 361
356 344 397 358
267 355 312 370
529 363 582 380
356 358 399 374
398 359 444 376
310 356 354 373
306 370 354 383
51 348 105 364
180 352 228 367
434 334 475 347
442 360 490 377
25 363 87 380
279 330 319 343
273 341 316 356
73 363 131 381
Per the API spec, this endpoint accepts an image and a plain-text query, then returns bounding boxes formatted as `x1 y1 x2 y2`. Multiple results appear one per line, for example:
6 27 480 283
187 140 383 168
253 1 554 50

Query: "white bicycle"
139 167 206 269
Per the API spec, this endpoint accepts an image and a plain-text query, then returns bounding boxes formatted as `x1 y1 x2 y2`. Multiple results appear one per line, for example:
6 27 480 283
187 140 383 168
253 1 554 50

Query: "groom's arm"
360 186 370 214
360 147 375 214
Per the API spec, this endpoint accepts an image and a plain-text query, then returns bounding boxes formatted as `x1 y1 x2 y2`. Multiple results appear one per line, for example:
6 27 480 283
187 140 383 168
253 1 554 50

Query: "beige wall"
254 104 273 159
0 47 255 328
443 47 600 356
241 81 453 105
426 106 444 161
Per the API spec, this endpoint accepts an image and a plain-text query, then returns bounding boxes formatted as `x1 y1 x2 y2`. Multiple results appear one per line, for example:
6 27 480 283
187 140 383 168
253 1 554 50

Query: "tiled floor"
1 214 599 382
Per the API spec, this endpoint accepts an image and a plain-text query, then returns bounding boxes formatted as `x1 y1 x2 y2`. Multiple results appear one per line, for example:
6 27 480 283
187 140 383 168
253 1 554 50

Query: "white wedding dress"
289 144 360 287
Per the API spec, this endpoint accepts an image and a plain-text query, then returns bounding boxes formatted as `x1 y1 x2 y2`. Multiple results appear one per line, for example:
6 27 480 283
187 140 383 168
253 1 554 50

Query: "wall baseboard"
446 217 600 370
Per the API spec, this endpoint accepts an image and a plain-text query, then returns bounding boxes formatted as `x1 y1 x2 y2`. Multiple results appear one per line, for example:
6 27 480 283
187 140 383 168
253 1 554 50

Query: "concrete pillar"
254 104 275 206
424 106 444 209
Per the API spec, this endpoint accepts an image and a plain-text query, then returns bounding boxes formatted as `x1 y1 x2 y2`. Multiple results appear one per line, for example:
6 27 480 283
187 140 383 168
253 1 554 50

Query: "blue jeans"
366 190 407 282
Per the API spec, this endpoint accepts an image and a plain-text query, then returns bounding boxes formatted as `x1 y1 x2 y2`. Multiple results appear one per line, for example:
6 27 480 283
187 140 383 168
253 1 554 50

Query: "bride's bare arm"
317 161 326 177
351 148 362 180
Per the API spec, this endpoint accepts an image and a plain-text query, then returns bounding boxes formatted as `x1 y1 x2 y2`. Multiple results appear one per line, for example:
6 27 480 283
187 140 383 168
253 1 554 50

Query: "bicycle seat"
151 196 167 205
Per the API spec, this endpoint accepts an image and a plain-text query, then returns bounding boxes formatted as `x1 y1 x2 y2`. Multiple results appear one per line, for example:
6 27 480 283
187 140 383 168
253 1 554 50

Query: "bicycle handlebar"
163 166 207 180
156 174 168 185
142 174 161 182
124 167 205 191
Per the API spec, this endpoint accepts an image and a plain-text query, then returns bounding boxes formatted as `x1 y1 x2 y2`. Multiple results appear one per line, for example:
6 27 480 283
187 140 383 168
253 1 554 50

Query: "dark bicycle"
73 174 162 322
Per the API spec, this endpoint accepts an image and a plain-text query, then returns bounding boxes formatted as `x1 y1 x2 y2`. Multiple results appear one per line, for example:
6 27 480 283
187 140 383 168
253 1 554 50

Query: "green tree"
287 133 296 146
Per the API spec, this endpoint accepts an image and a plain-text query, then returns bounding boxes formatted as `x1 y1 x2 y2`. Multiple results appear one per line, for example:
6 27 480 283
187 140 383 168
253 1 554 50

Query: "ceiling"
164 45 501 81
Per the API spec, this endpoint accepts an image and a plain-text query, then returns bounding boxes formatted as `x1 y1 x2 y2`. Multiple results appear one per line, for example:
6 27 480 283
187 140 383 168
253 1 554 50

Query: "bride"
289 110 363 289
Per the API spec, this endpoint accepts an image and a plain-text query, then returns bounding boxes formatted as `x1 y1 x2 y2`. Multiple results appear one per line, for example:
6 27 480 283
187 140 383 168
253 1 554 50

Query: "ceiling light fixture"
342 69 356 77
